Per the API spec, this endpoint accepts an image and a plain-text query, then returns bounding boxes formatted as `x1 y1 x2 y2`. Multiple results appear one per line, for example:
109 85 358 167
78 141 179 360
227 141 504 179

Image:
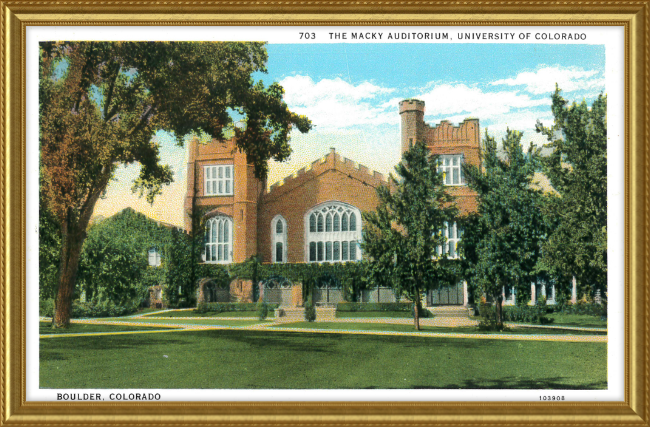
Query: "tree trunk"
53 224 85 327
52 179 107 328
413 289 421 331
495 293 504 327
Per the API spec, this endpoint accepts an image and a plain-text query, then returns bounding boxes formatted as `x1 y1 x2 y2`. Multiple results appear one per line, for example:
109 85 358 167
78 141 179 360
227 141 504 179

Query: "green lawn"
546 313 607 328
142 310 272 318
132 307 166 316
39 322 175 335
471 313 607 329
336 311 414 318
40 329 607 389
271 322 607 336
116 318 270 327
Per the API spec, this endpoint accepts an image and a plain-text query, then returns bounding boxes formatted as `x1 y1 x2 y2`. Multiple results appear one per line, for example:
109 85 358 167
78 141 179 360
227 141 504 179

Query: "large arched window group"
305 202 362 263
204 216 233 263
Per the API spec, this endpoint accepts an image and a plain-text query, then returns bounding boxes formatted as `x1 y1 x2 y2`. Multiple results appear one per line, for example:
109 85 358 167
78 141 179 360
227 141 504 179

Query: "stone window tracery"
204 216 233 264
306 203 361 263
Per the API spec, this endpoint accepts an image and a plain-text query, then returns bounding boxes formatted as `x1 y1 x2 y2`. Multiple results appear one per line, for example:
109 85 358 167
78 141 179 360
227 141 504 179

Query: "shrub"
554 288 569 310
337 302 413 312
553 300 606 317
195 302 279 314
477 303 507 331
69 300 138 318
411 304 432 318
39 298 55 317
256 301 269 320
304 297 316 322
501 305 554 325
196 302 208 313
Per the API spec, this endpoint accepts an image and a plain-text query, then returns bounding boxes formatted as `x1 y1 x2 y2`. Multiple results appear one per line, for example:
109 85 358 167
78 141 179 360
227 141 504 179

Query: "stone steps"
425 306 470 318
274 307 337 323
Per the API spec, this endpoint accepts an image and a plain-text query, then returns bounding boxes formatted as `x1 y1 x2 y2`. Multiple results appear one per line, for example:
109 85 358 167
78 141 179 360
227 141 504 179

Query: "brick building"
185 99 481 307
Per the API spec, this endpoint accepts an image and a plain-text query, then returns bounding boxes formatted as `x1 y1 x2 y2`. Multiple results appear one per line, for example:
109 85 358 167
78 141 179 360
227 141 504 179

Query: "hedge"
195 302 280 314
551 301 607 317
478 302 553 325
337 302 433 318
39 298 139 318
337 302 412 312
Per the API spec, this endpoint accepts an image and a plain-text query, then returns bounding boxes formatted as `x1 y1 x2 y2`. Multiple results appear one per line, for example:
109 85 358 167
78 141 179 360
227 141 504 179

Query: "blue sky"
93 43 606 226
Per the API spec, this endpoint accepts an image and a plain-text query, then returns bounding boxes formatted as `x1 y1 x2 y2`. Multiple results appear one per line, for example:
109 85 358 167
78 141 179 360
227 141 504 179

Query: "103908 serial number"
540 396 566 401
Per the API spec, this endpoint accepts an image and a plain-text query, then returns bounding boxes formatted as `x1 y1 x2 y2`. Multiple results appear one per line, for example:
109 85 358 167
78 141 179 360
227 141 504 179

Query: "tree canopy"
536 87 607 298
462 129 547 326
40 41 311 327
362 141 459 330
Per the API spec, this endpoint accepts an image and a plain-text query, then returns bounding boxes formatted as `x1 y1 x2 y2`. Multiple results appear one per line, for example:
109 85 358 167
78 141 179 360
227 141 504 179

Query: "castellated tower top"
399 98 481 156
399 99 426 153
399 99 425 114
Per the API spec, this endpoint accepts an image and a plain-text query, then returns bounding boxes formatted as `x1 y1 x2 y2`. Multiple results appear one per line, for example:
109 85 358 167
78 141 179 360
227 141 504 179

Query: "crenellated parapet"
424 118 480 148
264 148 388 202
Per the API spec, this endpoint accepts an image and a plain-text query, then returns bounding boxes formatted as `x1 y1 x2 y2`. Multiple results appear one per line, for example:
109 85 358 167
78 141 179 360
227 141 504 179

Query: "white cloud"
279 75 397 130
267 127 401 189
415 83 550 122
490 66 605 95
480 111 554 133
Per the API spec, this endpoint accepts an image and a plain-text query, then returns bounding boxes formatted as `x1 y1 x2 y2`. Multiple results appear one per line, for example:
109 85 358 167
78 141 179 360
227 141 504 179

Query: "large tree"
462 130 547 326
362 141 459 330
40 42 311 327
536 87 607 298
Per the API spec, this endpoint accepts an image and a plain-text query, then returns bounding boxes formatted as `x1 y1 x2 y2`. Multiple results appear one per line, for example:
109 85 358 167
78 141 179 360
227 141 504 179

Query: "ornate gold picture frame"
2 2 648 425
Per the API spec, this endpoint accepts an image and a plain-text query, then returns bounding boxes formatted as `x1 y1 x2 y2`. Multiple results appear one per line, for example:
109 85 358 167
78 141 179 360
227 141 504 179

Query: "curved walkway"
39 317 606 343
136 314 607 333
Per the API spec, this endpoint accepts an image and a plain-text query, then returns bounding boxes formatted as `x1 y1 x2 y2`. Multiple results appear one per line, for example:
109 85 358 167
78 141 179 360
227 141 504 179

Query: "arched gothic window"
306 202 362 263
204 216 233 264
272 215 287 263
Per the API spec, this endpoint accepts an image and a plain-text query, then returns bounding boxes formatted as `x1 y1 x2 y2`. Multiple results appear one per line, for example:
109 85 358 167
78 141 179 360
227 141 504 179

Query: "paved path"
136 315 607 332
39 317 606 343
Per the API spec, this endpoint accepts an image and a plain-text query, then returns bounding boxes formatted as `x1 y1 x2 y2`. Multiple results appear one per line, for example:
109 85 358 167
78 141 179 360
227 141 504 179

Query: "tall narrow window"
204 165 234 196
148 248 161 267
437 221 462 259
272 215 287 263
275 243 283 263
310 214 316 232
437 155 464 186
205 216 233 264
305 202 362 263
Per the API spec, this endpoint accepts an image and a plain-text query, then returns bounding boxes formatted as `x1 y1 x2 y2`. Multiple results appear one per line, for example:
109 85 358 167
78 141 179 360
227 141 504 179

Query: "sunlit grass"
40 329 607 389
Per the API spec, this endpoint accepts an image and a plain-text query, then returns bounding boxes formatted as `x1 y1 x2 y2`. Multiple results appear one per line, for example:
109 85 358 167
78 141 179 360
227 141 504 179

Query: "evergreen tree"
536 87 607 298
462 130 547 326
362 141 459 330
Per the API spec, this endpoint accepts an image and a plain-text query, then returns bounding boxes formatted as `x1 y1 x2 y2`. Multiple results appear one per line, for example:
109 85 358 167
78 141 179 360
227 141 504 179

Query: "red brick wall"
400 101 481 216
257 149 385 263
184 100 481 268
184 137 264 263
